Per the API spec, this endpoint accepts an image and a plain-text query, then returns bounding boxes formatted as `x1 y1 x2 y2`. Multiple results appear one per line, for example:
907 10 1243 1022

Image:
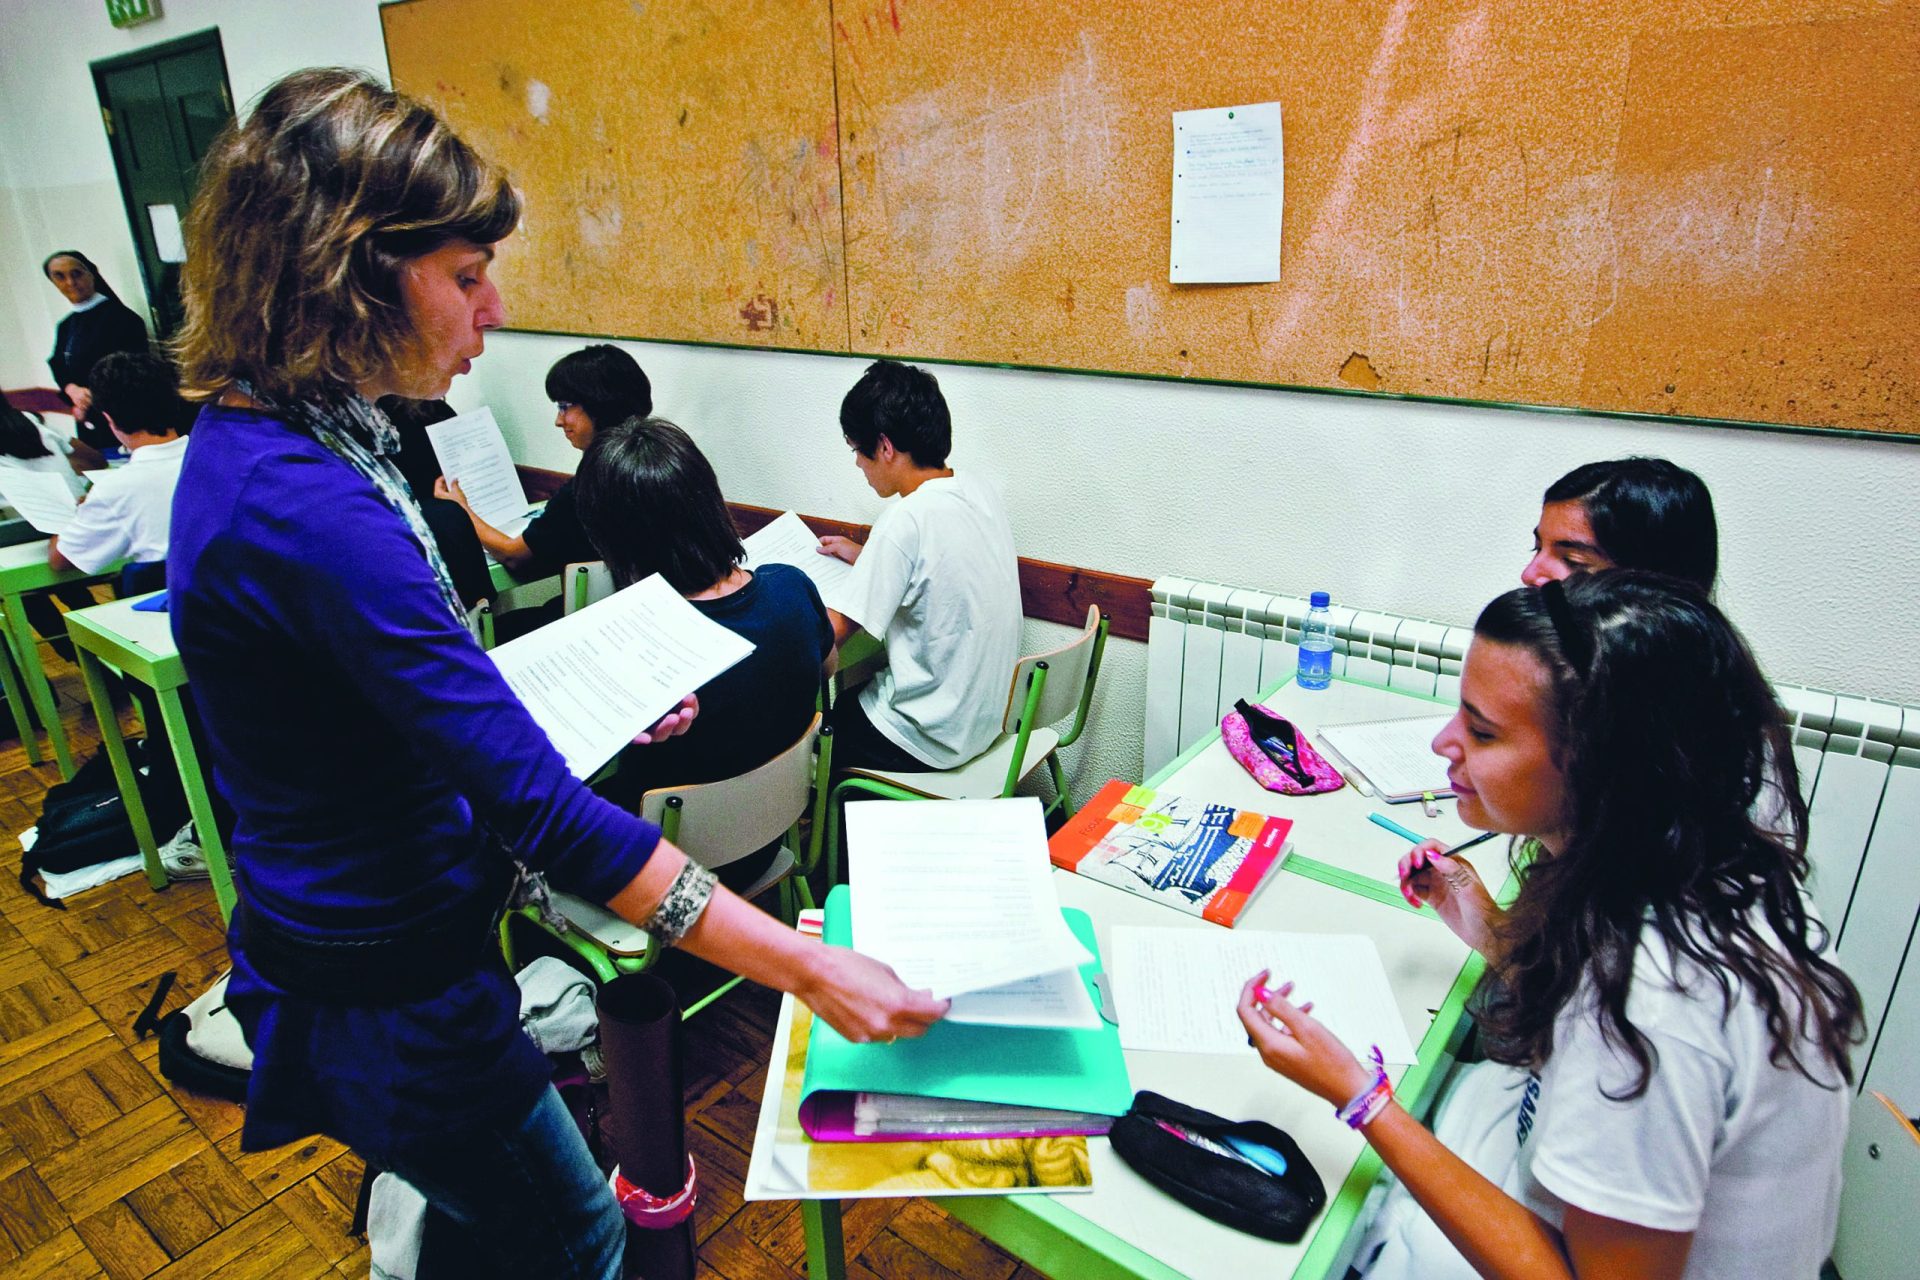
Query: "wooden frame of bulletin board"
382 0 1920 440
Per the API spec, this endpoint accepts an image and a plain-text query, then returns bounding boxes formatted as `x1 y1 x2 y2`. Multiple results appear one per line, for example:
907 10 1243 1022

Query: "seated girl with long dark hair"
1239 571 1860 1280
573 416 836 893
1522 458 1717 591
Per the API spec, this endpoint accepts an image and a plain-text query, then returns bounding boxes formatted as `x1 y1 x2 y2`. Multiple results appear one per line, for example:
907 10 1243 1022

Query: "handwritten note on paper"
0 468 80 535
489 573 754 778
424 407 534 538
845 797 1093 1003
1169 102 1285 284
1110 926 1419 1063
740 511 857 614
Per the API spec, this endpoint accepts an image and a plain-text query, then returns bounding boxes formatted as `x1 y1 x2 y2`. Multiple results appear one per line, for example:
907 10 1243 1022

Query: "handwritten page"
0 468 80 535
845 797 1093 1004
1315 716 1454 801
740 511 856 613
489 573 754 778
1111 925 1418 1063
424 407 534 538
1169 102 1285 283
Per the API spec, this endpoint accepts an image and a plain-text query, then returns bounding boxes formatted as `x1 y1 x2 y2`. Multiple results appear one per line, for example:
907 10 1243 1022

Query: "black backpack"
19 748 177 907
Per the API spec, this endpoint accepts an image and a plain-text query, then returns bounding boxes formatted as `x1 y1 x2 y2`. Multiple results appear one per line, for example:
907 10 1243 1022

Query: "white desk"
757 674 1490 1280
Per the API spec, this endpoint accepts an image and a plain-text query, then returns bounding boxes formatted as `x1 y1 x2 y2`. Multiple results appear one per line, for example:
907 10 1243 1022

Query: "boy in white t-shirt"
816 360 1021 771
49 351 190 583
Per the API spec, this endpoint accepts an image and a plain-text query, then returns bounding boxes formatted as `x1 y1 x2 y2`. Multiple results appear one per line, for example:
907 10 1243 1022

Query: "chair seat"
844 726 1060 800
552 846 800 956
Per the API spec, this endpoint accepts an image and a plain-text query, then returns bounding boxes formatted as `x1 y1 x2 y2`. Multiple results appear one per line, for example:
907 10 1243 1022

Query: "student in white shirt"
816 360 1021 771
49 351 190 584
1238 572 1861 1280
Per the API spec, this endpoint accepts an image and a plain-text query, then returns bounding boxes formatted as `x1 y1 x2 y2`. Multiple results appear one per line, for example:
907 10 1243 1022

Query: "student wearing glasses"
438 343 652 580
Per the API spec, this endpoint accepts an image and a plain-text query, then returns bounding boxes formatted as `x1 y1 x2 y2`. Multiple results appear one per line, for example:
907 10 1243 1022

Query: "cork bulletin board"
383 0 1920 436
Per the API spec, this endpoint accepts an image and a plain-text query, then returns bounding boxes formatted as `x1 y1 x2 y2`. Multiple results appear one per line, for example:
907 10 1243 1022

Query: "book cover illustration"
1051 780 1292 927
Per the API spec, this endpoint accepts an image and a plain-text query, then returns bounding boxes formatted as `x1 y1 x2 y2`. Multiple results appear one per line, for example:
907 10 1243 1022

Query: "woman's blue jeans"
385 1084 625 1280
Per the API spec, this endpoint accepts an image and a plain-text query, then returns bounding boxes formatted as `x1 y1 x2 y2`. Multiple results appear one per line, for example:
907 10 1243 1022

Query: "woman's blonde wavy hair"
173 68 520 403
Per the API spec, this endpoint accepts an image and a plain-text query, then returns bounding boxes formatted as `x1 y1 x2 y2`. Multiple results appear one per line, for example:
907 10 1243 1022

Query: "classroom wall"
3 0 1916 804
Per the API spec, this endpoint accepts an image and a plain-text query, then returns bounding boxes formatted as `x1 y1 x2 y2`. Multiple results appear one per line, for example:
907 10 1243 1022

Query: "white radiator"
1145 576 1920 1114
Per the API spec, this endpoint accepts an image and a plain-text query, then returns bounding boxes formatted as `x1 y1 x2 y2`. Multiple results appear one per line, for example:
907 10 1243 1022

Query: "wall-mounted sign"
106 0 162 29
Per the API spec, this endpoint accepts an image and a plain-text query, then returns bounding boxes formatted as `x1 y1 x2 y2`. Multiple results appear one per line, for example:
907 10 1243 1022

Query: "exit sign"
106 0 162 28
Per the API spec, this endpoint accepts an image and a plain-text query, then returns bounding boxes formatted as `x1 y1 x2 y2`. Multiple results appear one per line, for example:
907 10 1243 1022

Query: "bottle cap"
1310 591 1330 608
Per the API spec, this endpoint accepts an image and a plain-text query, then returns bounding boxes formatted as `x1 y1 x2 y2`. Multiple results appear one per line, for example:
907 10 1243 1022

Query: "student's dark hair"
573 416 744 594
42 249 121 303
0 403 54 460
1543 458 1718 591
1472 571 1862 1099
85 351 191 438
544 346 652 432
839 359 951 468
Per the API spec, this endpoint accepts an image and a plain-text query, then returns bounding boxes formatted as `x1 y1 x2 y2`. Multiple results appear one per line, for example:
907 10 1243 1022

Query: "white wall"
4 0 1915 803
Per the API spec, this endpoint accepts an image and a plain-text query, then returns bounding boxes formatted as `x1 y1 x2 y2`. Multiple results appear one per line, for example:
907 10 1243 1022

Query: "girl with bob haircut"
169 68 943 1279
574 416 837 892
439 343 652 578
1522 457 1718 592
1238 571 1860 1280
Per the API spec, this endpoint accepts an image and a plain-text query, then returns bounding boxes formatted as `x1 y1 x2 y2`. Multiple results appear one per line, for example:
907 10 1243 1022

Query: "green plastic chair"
822 605 1107 884
499 712 835 1018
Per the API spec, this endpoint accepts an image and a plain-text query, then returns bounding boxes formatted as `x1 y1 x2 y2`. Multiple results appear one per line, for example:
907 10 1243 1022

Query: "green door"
93 31 233 339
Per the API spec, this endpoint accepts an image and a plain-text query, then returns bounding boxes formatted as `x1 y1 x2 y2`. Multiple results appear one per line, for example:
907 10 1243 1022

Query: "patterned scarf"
238 382 468 628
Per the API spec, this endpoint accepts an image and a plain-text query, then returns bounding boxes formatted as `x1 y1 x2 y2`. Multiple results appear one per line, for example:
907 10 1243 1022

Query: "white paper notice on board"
1169 102 1284 284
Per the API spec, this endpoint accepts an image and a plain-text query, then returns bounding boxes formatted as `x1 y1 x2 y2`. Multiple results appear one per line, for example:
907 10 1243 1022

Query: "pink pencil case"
1222 699 1344 796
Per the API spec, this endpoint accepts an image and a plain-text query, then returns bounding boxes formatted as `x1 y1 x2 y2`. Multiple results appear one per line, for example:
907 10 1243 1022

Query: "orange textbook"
1048 780 1292 927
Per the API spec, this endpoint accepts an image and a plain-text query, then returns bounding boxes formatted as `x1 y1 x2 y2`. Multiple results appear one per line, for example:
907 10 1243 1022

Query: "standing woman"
43 250 150 444
1238 572 1860 1280
169 68 944 1279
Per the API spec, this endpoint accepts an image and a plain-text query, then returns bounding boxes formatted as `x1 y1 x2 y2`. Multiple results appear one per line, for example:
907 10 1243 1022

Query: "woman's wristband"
648 859 718 947
1335 1045 1392 1129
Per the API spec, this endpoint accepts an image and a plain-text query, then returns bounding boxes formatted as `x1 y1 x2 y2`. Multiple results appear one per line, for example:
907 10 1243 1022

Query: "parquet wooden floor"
0 641 1046 1279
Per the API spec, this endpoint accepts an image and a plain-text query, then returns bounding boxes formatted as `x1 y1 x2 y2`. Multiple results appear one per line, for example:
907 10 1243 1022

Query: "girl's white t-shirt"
1361 925 1849 1280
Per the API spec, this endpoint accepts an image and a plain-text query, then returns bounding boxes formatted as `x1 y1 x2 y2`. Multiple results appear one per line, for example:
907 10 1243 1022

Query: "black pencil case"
1108 1090 1326 1242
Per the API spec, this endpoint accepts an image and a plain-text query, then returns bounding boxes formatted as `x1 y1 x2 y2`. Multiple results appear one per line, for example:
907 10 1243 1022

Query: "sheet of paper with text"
0 469 79 536
489 573 754 778
424 406 534 538
740 511 857 614
845 797 1093 1002
1169 101 1285 284
1112 925 1418 1063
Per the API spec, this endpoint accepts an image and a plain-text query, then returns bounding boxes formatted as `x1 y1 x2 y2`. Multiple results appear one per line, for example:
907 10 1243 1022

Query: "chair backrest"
1002 605 1106 739
562 561 616 616
637 713 824 871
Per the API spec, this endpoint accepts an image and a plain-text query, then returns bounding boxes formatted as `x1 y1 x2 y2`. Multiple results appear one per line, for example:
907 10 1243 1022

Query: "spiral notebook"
1313 714 1455 803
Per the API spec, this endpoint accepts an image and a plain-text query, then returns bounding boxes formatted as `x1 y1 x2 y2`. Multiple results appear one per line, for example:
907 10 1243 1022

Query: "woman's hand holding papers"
1236 972 1372 1106
1397 839 1503 959
798 945 950 1044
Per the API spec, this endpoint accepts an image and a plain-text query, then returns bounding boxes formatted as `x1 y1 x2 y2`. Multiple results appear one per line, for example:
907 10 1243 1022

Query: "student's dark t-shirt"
599 563 832 889
520 479 600 579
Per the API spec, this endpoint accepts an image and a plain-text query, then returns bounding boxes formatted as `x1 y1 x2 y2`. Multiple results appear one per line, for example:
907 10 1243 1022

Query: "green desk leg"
153 687 234 924
73 647 165 891
802 1199 847 1280
0 630 36 763
0 591 72 777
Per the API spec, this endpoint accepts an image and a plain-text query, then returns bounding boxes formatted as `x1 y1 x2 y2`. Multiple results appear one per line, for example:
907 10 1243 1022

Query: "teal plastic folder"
798 885 1133 1138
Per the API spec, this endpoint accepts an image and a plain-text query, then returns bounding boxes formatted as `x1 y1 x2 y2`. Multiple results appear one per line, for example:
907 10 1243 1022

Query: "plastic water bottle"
1297 591 1334 690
